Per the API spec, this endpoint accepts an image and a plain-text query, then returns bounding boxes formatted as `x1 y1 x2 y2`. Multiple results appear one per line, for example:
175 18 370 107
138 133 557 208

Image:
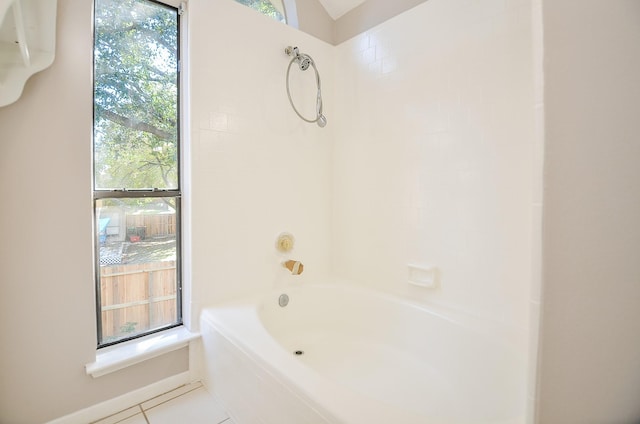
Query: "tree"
235 0 285 23
94 0 178 190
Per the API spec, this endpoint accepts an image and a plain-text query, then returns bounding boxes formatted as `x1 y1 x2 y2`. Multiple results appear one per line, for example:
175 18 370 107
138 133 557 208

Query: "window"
93 0 182 347
234 0 287 23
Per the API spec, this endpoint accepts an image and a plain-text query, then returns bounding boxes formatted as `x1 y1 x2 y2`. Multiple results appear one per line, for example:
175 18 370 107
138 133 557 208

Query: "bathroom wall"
285 0 432 46
0 1 188 423
0 0 333 421
333 0 428 44
0 0 539 421
332 2 538 413
332 0 534 337
294 0 334 44
188 0 334 326
537 0 640 422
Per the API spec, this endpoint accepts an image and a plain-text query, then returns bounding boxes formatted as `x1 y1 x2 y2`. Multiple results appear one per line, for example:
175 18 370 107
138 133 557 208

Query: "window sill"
85 326 200 378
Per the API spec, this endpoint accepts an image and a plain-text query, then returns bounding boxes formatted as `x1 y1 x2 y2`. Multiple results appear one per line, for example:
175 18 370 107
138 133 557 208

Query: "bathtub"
200 284 526 424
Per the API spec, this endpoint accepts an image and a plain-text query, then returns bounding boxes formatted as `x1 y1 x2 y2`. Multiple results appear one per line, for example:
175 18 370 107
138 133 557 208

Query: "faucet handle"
282 260 304 275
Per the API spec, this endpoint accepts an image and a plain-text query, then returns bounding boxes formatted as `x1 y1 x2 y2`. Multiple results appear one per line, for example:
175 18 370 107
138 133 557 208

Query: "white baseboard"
46 371 192 424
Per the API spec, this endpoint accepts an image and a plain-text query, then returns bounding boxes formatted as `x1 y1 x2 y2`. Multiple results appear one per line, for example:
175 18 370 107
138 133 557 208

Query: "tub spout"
283 260 304 275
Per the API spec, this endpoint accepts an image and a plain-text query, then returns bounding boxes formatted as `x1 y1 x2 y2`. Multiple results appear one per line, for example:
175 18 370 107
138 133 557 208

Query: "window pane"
94 0 179 190
234 0 286 23
96 197 180 344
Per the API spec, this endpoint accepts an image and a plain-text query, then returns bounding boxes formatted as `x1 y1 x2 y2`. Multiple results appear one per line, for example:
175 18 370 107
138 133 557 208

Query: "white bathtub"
200 284 526 424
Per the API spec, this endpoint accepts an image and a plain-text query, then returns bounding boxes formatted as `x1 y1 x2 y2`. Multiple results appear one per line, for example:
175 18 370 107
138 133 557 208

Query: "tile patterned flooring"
91 382 233 424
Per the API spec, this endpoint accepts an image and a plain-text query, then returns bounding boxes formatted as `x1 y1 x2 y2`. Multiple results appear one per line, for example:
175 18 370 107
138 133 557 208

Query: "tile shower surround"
190 0 534 337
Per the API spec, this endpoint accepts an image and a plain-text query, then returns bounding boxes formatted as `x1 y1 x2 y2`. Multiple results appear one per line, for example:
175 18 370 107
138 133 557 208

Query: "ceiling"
316 0 367 20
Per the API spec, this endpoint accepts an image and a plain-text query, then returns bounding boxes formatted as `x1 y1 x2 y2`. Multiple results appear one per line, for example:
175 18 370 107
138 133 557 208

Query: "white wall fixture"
0 0 56 107
407 264 439 288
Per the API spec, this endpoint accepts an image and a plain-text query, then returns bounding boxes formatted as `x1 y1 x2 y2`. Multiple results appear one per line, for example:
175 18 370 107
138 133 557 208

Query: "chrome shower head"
285 46 312 71
298 55 311 71
285 45 328 128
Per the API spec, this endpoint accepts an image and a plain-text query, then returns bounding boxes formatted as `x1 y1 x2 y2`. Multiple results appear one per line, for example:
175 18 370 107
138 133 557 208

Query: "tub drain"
294 350 304 356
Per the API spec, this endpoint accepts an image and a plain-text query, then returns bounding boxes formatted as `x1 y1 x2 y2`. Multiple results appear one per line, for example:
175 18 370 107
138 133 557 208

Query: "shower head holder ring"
284 45 327 128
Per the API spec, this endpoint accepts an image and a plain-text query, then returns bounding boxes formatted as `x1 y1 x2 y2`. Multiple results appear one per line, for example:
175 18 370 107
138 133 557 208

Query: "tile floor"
91 382 233 424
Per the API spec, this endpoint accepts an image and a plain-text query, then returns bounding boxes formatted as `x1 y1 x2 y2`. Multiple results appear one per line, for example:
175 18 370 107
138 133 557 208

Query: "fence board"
100 261 177 341
126 214 176 238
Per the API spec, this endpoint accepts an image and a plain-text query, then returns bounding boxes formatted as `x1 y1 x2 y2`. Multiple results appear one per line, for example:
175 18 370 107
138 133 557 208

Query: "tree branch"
97 107 174 139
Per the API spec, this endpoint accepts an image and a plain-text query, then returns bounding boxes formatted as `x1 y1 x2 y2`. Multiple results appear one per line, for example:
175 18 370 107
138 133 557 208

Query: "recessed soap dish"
408 264 439 288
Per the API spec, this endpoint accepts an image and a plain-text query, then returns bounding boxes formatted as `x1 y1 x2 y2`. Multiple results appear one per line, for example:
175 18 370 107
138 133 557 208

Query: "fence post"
148 270 154 328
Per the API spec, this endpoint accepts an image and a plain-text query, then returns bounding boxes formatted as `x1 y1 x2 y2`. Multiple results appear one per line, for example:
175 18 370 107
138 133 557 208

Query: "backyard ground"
100 235 176 265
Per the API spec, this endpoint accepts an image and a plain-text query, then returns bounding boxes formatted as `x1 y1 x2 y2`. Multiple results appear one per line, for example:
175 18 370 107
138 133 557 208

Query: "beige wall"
537 0 640 422
0 1 188 423
294 0 334 45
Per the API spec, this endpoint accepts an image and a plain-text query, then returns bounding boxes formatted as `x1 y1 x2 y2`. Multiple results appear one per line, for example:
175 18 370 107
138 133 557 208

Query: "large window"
93 0 182 347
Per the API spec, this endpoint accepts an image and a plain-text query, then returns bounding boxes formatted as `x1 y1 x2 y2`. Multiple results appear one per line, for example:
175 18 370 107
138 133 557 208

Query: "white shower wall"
188 0 335 322
332 0 534 333
189 0 535 335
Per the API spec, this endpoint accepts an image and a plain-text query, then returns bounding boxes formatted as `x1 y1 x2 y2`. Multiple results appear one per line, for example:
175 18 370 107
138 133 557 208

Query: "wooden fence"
125 214 176 238
100 261 177 341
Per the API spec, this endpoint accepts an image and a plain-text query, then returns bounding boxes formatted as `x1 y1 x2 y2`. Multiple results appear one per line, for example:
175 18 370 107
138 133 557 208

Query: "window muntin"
93 0 182 347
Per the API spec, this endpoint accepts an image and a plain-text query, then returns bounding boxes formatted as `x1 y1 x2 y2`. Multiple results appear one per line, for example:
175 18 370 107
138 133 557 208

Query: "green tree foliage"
235 0 285 23
94 0 178 190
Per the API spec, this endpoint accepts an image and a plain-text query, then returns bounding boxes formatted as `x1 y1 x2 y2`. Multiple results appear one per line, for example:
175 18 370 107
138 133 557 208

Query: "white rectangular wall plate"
407 264 439 288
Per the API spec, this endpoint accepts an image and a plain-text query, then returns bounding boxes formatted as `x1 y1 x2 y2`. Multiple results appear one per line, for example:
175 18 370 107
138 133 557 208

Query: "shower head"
285 46 312 71
297 55 311 71
285 45 328 128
